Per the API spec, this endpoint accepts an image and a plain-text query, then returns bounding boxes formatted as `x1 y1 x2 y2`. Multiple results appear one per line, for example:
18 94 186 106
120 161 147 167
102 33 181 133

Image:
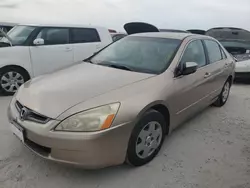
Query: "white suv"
0 24 113 95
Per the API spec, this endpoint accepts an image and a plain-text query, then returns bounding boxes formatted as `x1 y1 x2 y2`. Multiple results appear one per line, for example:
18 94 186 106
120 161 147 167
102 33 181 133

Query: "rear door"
202 39 229 97
70 28 103 62
30 27 73 76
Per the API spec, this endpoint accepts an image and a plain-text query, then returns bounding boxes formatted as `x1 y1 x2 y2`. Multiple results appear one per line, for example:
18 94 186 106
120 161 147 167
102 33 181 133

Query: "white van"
0 24 113 95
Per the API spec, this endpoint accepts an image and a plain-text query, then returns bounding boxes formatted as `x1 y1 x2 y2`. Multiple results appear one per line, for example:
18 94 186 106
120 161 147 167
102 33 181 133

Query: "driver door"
170 39 212 128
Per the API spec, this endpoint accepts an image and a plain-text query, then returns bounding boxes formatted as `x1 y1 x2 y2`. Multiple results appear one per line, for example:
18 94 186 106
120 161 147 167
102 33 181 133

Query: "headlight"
55 103 120 132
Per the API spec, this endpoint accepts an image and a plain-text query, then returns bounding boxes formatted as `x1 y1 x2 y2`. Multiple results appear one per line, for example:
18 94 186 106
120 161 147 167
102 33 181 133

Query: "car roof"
159 29 189 33
111 33 127 36
130 32 212 40
0 22 17 26
17 23 106 29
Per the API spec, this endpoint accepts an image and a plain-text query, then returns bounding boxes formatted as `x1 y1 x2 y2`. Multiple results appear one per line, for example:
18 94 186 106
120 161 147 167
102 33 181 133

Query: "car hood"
206 27 250 41
16 62 154 119
236 59 250 66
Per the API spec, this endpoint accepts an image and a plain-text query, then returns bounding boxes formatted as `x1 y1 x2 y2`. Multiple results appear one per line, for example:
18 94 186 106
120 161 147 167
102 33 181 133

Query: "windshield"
91 36 181 74
0 25 35 45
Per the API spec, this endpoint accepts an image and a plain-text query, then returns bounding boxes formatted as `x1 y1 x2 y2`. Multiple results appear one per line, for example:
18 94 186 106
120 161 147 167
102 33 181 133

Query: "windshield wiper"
0 30 12 46
109 64 133 71
0 41 11 47
0 41 10 44
84 59 94 64
99 62 133 71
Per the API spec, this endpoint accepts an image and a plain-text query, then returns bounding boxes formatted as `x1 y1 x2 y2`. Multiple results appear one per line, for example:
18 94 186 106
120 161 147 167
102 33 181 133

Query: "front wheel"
126 109 166 166
213 79 231 107
0 67 29 95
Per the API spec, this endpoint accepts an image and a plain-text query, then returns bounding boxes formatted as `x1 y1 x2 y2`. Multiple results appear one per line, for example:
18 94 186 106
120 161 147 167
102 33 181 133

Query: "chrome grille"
15 100 23 112
15 101 50 124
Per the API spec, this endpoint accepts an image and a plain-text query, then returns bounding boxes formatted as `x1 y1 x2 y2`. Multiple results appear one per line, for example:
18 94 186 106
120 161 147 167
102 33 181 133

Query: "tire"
213 79 231 107
126 109 167 166
0 67 29 96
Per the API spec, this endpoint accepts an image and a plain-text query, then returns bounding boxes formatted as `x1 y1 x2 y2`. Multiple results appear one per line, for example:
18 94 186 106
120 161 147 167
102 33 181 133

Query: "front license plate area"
10 122 24 142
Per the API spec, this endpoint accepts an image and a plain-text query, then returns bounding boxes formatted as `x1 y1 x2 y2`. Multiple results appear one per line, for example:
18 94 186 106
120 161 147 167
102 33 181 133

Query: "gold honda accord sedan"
8 24 235 169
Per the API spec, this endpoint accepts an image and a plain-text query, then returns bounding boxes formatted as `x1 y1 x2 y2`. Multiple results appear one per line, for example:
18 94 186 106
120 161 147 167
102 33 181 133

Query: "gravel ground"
0 84 250 188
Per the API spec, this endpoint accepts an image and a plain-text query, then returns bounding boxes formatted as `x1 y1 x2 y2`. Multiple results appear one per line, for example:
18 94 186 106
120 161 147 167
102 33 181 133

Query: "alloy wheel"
222 82 230 103
0 71 24 93
135 121 163 159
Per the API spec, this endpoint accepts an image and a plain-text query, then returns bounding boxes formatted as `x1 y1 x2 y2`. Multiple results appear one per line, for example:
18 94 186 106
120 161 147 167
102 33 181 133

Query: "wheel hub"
0 71 24 93
145 136 153 146
136 121 163 159
222 82 230 102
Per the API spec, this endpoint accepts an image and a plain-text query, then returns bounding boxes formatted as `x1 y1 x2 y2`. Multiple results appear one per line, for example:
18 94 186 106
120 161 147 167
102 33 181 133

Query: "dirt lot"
0 84 250 188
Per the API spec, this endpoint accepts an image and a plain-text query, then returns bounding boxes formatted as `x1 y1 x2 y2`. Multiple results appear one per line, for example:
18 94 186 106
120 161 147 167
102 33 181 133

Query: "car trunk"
187 29 206 35
124 22 159 35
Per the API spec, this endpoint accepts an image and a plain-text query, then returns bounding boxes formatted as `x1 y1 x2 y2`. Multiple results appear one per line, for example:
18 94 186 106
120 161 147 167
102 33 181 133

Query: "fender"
0 46 33 77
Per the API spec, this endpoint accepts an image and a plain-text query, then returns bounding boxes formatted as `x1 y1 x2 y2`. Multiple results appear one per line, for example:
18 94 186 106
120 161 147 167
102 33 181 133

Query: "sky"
0 0 250 32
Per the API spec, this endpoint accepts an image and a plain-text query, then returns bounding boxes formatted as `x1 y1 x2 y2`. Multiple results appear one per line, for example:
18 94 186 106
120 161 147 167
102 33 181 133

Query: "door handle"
224 63 230 69
204 72 211 78
65 47 72 52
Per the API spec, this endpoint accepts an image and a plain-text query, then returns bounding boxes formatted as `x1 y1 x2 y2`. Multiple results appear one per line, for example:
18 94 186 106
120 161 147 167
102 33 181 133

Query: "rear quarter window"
71 28 101 43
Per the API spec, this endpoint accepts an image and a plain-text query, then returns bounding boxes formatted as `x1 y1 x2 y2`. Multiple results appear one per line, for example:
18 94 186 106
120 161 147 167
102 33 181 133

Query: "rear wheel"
0 67 29 95
126 109 166 166
213 79 231 107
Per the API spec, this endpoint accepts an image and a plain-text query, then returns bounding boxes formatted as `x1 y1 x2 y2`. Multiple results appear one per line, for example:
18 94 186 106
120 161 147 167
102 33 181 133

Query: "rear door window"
71 28 100 43
204 40 222 63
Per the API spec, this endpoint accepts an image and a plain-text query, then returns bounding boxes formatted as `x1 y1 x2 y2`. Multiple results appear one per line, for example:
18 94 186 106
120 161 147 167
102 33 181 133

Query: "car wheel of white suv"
0 67 29 96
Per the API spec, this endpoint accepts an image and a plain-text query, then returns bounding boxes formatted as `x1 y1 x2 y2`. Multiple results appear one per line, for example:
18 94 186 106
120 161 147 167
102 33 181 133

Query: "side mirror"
233 57 238 62
230 54 238 62
33 38 44 46
182 62 198 75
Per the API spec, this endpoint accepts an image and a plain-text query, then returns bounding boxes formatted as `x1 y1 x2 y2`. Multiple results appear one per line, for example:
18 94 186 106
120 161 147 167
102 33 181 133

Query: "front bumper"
235 72 250 80
235 62 250 80
8 99 134 169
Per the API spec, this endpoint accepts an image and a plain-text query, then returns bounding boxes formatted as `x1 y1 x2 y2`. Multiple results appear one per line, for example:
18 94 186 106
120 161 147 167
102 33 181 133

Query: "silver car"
8 23 235 169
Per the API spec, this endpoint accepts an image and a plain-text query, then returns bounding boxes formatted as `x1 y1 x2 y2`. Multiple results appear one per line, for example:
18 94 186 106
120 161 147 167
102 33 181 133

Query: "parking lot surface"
0 84 250 188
